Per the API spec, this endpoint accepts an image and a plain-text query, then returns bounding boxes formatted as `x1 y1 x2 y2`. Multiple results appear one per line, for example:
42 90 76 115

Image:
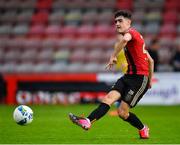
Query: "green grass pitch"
0 104 180 144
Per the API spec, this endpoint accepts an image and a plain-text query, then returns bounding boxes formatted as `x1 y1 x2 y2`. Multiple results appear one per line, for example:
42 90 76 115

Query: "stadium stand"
0 0 180 73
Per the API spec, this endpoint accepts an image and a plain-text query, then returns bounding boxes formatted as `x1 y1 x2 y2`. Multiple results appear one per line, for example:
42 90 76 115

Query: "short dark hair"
114 10 132 20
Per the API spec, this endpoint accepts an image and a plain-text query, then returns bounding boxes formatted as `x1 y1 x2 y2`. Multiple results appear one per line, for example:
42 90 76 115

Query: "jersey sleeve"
127 28 135 40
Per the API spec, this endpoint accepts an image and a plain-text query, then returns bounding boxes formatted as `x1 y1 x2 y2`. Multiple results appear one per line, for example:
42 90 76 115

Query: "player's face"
115 16 131 33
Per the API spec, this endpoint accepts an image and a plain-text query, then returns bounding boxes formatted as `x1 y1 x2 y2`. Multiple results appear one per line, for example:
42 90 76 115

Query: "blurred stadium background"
1 0 180 144
0 0 180 105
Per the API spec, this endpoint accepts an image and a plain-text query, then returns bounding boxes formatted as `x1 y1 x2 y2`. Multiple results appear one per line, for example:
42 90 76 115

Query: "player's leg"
118 101 144 130
69 76 126 130
69 90 121 130
118 75 150 139
117 101 149 139
87 90 121 122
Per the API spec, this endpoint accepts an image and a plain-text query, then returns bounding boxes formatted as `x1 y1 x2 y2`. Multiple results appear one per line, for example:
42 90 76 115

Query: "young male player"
69 10 154 139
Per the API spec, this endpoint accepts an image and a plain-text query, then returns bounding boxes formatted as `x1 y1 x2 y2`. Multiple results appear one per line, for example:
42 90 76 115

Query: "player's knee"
118 109 129 120
102 90 120 106
102 95 113 106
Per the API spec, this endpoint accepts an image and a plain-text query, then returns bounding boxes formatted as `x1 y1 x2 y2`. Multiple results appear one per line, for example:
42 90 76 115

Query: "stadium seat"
37 49 53 62
144 22 160 35
0 0 179 74
70 49 87 63
49 62 68 72
160 23 177 38
53 49 70 62
159 37 174 47
132 10 145 23
132 22 144 33
0 37 9 49
0 0 6 10
100 0 116 9
86 49 105 63
36 0 52 10
164 0 179 11
23 38 42 49
48 10 64 25
97 10 113 25
163 10 178 24
16 10 34 25
28 25 46 38
89 37 114 49
133 0 147 10
0 25 13 37
64 10 82 25
83 62 103 72
0 10 18 24
12 24 29 36
144 11 162 23
158 47 173 63
66 62 84 72
0 61 18 73
77 24 94 38
116 0 133 10
41 38 59 49
56 37 73 49
6 37 26 49
145 0 164 10
19 0 36 10
3 49 20 62
16 62 34 73
31 11 49 25
94 24 114 37
3 0 20 10
103 37 116 49
45 25 61 37
73 37 92 49
52 0 66 9
20 49 38 62
82 10 98 25
61 25 77 38
33 62 52 72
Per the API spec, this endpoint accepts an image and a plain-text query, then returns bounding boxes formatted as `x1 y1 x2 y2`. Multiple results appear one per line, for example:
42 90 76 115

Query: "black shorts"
111 74 149 108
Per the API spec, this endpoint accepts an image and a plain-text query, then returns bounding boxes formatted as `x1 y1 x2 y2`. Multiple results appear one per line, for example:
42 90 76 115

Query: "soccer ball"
13 105 33 125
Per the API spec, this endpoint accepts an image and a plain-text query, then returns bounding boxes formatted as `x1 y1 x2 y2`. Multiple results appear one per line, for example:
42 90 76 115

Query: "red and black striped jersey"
124 28 149 76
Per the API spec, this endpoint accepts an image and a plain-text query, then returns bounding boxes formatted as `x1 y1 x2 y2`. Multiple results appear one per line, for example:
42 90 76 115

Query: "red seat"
163 10 178 24
77 24 94 38
23 38 42 49
73 37 92 49
31 11 49 25
56 37 74 49
45 25 61 37
94 24 115 37
164 0 179 11
116 0 133 10
160 23 177 38
61 25 77 38
29 24 45 38
36 0 52 10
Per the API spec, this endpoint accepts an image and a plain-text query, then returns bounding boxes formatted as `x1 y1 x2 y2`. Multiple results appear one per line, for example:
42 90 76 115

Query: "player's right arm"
106 33 132 70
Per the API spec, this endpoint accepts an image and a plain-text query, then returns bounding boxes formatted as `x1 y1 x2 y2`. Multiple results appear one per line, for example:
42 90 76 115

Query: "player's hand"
105 55 117 70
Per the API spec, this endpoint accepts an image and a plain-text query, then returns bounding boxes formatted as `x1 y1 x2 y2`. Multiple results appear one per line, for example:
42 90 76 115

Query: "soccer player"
69 10 154 139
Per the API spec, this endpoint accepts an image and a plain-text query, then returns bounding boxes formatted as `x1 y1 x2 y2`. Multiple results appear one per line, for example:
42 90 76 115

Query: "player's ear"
127 19 131 25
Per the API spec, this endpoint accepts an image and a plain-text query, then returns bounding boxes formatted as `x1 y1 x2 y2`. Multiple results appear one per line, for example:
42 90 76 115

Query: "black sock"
125 112 144 130
87 103 110 122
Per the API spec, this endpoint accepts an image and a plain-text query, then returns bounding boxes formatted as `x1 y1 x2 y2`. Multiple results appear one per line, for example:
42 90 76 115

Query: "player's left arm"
106 33 132 70
146 50 154 88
